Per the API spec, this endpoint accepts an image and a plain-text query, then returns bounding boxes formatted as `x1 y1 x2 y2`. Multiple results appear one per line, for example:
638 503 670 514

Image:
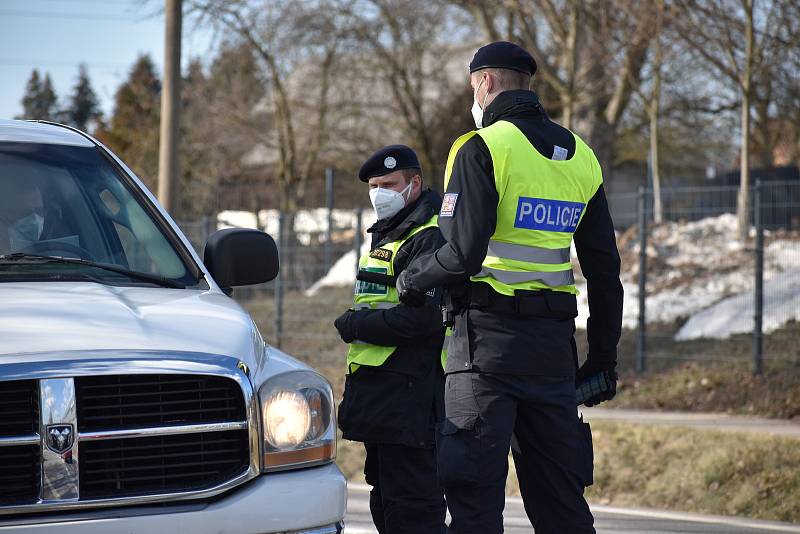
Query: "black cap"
469 41 537 76
358 144 421 183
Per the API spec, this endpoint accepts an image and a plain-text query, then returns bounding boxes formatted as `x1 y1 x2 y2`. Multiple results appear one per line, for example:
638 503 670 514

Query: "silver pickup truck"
0 120 346 533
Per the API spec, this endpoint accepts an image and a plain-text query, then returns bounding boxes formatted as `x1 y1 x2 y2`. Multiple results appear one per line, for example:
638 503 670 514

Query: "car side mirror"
204 228 279 290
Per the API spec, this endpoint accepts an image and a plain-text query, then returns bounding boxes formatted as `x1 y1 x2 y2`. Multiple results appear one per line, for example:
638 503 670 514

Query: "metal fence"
625 180 800 374
177 180 800 375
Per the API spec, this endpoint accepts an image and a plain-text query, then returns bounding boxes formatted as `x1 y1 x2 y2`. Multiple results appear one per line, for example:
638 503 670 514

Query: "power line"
0 8 155 22
0 58 126 69
28 0 137 3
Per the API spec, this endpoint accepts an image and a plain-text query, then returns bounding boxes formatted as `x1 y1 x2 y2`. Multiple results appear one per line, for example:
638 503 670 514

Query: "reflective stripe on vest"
475 266 575 286
443 120 603 296
486 240 571 265
346 214 440 373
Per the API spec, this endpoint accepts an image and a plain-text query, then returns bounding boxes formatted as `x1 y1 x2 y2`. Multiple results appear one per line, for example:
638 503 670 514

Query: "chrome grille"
0 380 38 436
0 445 40 505
75 374 246 430
0 362 256 515
80 430 250 499
0 380 40 505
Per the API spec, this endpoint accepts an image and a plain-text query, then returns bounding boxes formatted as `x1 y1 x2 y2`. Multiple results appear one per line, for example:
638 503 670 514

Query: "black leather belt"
466 282 578 319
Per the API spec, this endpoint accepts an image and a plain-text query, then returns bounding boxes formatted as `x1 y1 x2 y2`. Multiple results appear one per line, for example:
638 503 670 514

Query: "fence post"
636 186 647 374
354 207 363 277
325 167 334 270
752 180 764 375
274 212 285 349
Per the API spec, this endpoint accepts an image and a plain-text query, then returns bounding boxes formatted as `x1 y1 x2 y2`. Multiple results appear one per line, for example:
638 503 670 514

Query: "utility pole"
158 0 182 215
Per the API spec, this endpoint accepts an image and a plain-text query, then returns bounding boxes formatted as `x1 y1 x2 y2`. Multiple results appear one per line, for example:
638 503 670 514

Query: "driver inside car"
0 178 47 254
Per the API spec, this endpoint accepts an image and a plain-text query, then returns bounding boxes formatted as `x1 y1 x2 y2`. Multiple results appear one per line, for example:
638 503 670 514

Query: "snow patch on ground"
676 272 800 340
305 240 371 297
587 213 800 339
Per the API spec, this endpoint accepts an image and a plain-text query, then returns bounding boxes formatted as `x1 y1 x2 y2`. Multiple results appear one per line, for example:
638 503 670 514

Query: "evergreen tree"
178 44 266 218
95 54 161 190
19 69 42 119
38 74 58 120
66 64 100 131
18 69 58 120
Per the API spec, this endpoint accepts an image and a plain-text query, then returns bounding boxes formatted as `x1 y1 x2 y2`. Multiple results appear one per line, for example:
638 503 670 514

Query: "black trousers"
364 442 447 534
437 372 595 534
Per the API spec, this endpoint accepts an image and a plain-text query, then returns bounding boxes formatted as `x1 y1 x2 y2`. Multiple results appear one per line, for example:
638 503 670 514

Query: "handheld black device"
575 371 613 406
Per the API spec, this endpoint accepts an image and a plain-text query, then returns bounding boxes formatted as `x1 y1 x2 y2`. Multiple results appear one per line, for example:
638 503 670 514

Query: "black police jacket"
338 189 446 448
404 90 623 376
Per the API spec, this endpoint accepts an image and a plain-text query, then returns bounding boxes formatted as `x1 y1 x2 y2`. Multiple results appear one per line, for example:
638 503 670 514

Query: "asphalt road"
345 484 800 534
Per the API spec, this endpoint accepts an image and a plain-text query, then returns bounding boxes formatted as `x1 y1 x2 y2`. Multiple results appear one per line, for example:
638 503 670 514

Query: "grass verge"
337 422 800 523
584 422 800 523
613 361 800 419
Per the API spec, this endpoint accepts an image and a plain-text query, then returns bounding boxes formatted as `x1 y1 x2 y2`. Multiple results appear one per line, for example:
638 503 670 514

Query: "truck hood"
0 282 264 363
0 282 315 383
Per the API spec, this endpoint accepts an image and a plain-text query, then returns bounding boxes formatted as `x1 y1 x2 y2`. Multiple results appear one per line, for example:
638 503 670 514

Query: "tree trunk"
737 0 755 241
737 91 752 239
650 0 664 224
561 0 579 129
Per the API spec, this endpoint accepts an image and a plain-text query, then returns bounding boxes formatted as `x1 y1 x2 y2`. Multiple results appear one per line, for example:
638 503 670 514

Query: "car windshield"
0 141 200 287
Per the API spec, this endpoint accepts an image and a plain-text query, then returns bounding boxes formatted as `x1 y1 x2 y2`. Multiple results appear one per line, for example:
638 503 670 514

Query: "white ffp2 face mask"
471 77 489 129
369 181 413 220
8 212 44 250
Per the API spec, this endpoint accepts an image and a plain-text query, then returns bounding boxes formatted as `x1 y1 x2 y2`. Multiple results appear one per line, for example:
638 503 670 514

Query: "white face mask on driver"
8 212 44 250
471 77 489 129
369 181 413 220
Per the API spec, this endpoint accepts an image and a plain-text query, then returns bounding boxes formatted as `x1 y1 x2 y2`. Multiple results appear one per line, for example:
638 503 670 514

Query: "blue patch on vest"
514 197 585 233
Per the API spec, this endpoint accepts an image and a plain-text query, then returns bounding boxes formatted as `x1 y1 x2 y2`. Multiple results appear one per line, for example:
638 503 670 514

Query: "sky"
0 0 214 121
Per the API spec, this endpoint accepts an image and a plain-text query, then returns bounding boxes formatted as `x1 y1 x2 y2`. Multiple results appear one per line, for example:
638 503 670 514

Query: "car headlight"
258 370 336 472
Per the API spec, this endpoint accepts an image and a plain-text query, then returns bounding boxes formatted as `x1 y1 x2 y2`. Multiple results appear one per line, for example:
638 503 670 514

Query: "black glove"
334 309 359 343
576 360 617 407
396 270 427 307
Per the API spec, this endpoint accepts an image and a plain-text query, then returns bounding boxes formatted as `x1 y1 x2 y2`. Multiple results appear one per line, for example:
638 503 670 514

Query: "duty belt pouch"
513 290 548 316
543 291 578 319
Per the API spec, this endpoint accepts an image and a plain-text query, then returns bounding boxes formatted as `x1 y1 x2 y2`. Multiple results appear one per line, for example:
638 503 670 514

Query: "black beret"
469 41 537 76
358 144 421 182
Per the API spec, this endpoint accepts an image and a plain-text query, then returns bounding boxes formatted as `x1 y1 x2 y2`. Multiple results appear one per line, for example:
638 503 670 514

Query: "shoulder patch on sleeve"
440 193 458 217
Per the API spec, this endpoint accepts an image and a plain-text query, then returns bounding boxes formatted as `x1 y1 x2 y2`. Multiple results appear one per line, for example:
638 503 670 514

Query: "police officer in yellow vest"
397 43 624 534
335 145 447 534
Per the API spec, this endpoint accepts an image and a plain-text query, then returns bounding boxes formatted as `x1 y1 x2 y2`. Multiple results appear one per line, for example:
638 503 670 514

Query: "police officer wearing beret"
397 42 623 533
335 145 447 534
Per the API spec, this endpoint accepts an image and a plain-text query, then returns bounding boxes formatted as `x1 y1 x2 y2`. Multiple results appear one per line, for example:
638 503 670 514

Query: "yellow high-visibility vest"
346 214 449 373
444 120 603 296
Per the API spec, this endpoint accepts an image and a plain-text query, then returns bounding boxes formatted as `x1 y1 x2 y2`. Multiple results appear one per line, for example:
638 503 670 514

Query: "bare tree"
190 0 345 213
673 0 787 239
341 0 472 189
749 0 800 168
179 47 267 218
455 0 655 187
